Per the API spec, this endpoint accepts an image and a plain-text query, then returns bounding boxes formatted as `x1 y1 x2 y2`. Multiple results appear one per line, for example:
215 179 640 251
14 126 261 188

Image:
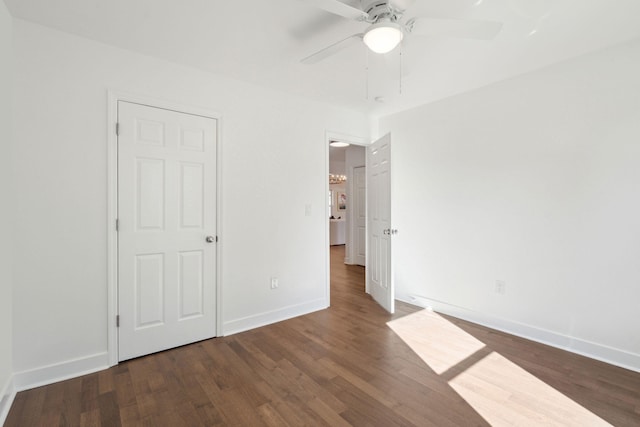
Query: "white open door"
117 101 217 361
367 133 394 313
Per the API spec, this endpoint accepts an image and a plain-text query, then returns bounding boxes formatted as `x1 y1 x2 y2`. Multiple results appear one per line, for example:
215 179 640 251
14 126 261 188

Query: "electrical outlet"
270 277 278 289
495 280 506 295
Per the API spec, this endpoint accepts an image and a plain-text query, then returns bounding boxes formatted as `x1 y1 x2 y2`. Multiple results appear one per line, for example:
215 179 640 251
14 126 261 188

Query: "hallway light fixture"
363 20 404 54
329 174 347 184
329 141 350 147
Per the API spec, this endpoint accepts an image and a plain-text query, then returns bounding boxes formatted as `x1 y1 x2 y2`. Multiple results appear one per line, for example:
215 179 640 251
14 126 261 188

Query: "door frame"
325 130 368 305
107 90 223 366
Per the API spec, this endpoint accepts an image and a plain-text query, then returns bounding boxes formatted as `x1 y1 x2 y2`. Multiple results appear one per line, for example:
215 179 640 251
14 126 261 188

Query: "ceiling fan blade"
408 18 503 40
301 33 363 64
300 0 368 21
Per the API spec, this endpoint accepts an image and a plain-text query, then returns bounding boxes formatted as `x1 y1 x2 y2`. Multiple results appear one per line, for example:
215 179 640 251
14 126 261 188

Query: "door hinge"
116 315 120 327
115 218 119 231
216 236 219 242
115 122 120 136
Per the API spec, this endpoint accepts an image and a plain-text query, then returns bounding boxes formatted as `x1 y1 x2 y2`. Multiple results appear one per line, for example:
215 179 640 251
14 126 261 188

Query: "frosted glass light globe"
363 22 404 54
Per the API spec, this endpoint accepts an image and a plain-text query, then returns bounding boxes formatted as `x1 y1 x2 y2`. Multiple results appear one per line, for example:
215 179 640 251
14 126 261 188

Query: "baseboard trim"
13 352 109 392
223 298 328 336
399 294 640 373
0 375 16 425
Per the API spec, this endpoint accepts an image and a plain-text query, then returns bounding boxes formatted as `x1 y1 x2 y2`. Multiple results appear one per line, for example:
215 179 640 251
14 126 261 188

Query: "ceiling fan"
300 0 503 64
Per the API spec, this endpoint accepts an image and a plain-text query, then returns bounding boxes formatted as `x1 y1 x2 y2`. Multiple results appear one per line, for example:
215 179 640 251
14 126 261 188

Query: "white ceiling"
5 0 640 116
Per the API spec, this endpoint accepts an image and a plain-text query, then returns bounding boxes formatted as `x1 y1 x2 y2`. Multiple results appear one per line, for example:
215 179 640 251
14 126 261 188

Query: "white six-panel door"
117 101 217 361
367 134 394 313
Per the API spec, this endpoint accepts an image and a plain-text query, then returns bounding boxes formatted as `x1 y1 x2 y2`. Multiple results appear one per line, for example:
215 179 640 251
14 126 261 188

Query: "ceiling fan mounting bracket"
361 0 400 23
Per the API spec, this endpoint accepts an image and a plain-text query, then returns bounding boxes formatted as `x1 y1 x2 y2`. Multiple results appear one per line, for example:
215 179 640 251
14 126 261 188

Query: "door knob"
205 236 216 243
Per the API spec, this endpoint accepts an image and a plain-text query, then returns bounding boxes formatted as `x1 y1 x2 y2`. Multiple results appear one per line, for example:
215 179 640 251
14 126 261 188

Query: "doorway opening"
325 131 395 314
326 133 367 305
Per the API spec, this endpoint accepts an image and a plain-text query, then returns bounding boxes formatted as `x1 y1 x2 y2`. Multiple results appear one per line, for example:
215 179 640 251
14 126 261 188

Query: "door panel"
179 250 204 319
136 158 165 230
118 101 217 361
354 166 366 266
367 133 394 313
180 162 204 228
135 253 165 327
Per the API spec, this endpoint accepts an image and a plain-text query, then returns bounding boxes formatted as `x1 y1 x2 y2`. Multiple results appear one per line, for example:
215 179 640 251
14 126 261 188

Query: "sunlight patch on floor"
449 351 611 426
388 309 612 427
387 308 486 374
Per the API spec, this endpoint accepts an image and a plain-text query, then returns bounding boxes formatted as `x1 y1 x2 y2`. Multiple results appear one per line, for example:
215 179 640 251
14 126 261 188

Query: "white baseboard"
223 298 328 336
13 352 109 392
0 375 16 426
399 294 640 374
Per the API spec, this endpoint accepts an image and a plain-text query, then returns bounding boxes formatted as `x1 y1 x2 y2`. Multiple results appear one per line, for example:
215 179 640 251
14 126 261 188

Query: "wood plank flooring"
6 245 640 426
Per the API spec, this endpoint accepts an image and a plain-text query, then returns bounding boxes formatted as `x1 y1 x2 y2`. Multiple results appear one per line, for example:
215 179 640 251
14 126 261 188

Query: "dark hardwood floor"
6 245 640 426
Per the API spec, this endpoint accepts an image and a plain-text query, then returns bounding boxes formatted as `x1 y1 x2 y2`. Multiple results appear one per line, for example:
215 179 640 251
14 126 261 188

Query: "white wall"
329 159 346 175
380 38 640 371
11 19 368 386
0 1 15 421
329 183 346 219
329 147 347 219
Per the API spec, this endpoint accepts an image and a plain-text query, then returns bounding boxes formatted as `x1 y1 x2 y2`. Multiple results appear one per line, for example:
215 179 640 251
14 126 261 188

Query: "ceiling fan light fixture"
363 20 404 54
